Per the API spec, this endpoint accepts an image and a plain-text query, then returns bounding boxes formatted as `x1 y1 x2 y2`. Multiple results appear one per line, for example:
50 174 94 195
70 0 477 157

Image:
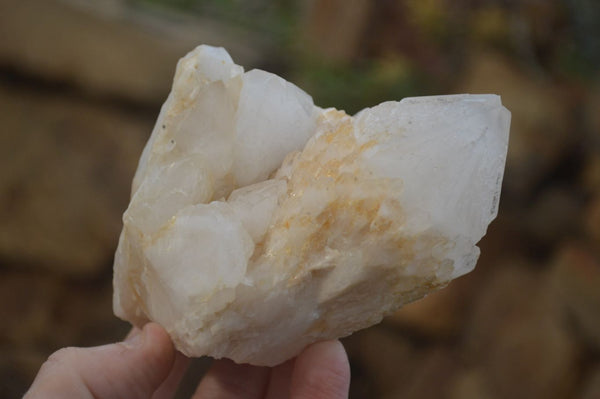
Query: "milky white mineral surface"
113 45 510 366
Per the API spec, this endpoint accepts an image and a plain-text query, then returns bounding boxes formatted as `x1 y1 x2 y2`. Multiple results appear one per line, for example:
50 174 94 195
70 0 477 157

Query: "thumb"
25 323 175 399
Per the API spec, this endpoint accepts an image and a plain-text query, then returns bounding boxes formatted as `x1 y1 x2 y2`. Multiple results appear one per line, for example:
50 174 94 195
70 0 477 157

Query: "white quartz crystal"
113 45 510 366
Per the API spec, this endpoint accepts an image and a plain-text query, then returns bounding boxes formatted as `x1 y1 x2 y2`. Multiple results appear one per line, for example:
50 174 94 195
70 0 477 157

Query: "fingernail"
123 327 143 349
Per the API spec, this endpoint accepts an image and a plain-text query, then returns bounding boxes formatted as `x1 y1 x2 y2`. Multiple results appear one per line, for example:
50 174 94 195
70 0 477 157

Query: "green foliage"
131 0 297 42
296 58 425 115
130 0 598 105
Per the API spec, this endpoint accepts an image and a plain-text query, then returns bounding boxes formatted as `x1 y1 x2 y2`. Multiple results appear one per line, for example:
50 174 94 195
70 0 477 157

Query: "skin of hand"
23 322 351 399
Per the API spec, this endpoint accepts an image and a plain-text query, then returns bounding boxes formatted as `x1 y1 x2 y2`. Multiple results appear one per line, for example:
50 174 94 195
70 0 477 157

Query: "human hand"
24 323 350 399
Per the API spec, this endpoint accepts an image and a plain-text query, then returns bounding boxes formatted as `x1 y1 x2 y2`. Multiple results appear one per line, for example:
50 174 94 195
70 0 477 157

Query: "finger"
125 325 142 341
192 358 270 399
265 359 295 399
152 351 191 399
290 340 350 399
24 323 175 399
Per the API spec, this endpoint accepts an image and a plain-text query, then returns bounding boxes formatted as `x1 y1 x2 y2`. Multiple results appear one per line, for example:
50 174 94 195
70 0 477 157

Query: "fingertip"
152 351 191 399
125 325 142 342
142 323 174 353
297 340 350 380
25 323 178 399
137 322 176 379
291 340 350 399
193 358 270 398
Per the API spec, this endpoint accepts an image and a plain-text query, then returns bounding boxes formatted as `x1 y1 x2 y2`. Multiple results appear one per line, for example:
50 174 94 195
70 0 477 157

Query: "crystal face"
113 45 510 366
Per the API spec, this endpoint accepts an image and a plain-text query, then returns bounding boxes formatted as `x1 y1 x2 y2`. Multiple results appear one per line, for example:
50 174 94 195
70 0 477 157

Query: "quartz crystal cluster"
113 45 510 366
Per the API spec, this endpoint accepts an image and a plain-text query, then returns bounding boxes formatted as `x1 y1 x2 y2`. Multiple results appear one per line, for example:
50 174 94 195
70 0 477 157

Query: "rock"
582 154 600 195
0 268 125 355
585 195 600 246
0 268 126 397
469 4 511 47
465 262 581 399
398 348 461 399
345 328 462 399
0 270 60 351
0 82 149 276
384 271 477 338
525 186 583 245
0 0 268 104
580 365 600 399
451 369 496 399
343 327 415 397
552 242 600 351
581 85 600 194
299 0 372 63
584 84 600 151
113 45 510 366
52 276 128 348
457 52 573 199
384 212 511 339
0 349 46 399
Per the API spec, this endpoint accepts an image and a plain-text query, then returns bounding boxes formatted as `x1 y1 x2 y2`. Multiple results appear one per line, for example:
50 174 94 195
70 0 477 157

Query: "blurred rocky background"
1 0 599 397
